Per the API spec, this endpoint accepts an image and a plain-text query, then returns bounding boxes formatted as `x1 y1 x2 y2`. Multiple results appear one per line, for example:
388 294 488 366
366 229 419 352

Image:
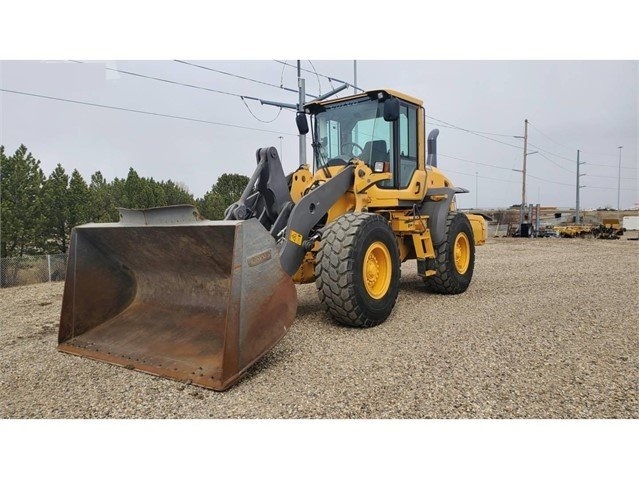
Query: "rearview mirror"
296 112 309 134
383 97 399 122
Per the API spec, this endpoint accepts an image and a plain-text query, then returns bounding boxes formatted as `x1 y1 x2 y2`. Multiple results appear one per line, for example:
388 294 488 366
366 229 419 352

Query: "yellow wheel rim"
454 232 470 275
363 241 392 299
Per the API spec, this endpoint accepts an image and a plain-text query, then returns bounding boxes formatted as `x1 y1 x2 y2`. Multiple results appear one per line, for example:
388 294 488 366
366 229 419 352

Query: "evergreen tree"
0 145 45 256
41 164 70 253
161 180 195 206
68 169 91 227
89 171 118 222
198 173 249 220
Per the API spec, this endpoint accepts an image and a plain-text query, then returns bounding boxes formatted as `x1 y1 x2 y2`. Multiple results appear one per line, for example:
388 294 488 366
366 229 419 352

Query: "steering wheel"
340 142 364 158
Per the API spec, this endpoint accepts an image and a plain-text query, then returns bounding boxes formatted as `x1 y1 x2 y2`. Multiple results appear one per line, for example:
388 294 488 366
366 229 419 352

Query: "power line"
73 60 296 125
448 165 636 192
529 141 638 173
528 120 622 159
531 146 636 180
241 97 282 123
439 153 518 172
536 151 576 174
307 60 322 96
431 115 636 173
274 60 364 92
0 88 297 136
524 142 574 163
425 115 524 150
174 60 318 99
445 168 520 184
427 117 520 139
71 60 261 101
527 121 577 153
441 152 576 188
527 173 573 187
584 184 636 191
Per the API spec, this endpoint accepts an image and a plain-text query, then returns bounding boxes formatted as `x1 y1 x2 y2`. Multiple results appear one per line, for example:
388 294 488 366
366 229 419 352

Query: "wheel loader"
58 88 487 390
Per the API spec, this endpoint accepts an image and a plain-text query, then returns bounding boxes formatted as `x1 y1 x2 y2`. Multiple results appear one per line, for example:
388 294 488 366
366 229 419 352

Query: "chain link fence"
0 253 68 288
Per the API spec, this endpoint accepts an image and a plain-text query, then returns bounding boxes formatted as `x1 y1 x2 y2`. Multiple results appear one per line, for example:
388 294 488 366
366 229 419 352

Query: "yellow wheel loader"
58 89 487 390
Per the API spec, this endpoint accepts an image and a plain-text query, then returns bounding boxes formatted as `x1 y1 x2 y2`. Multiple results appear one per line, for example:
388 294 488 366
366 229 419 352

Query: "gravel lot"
1 236 637 419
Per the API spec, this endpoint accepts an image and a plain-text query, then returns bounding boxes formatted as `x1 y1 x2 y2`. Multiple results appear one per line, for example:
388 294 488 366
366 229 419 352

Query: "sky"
1 59 637 210
1 2 638 478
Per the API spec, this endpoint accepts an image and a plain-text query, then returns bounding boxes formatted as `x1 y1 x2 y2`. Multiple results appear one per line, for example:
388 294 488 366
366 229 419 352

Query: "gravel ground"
1 236 637 419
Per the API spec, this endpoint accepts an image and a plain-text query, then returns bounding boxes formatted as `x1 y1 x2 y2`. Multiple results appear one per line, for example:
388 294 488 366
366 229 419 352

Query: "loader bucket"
58 207 297 391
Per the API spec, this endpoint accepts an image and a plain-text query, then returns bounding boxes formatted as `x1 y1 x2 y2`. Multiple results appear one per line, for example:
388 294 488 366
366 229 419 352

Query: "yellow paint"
466 214 487 245
453 232 471 274
289 230 303 246
289 165 314 203
291 251 317 284
363 241 392 299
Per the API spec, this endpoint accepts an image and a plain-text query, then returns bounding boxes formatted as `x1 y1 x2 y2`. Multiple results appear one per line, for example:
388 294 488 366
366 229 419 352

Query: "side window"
353 117 394 188
327 120 340 159
399 105 417 188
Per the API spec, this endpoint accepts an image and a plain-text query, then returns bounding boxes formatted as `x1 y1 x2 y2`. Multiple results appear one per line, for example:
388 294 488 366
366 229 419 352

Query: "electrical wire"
0 88 297 136
536 152 576 174
527 121 578 153
429 116 636 176
527 141 586 164
426 116 520 139
175 60 318 99
529 141 637 174
70 60 260 101
274 60 364 92
307 60 322 96
445 168 519 184
425 114 524 150
439 153 519 172
279 61 287 88
528 120 625 160
241 98 282 123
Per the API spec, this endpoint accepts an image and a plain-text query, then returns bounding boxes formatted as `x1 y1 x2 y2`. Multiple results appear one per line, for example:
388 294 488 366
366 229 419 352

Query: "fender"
419 186 467 245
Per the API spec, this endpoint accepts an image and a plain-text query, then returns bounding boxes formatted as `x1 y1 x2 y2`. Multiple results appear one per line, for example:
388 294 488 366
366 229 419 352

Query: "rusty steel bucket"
58 206 297 391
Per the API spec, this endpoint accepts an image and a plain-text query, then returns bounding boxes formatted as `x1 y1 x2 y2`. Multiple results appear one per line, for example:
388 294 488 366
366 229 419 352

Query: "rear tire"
315 213 400 327
423 213 475 294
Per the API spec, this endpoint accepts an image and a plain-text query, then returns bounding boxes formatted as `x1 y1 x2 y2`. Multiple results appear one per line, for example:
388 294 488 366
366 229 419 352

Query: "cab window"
399 104 417 188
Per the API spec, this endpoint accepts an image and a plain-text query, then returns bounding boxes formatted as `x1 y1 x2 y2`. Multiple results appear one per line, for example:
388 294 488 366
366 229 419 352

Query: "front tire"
315 213 400 327
423 213 475 294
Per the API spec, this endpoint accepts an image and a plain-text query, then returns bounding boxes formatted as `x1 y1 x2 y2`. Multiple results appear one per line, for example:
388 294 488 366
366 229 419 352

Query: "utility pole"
475 171 478 209
513 120 538 234
297 60 306 166
260 64 346 166
353 60 358 94
617 146 623 211
520 119 529 226
576 150 586 224
278 136 284 160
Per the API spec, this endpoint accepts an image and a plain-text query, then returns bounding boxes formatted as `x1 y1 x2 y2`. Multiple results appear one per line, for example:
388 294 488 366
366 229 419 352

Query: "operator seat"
361 140 388 165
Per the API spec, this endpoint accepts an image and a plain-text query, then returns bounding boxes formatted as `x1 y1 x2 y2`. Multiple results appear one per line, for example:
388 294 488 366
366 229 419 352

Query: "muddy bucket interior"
58 217 297 391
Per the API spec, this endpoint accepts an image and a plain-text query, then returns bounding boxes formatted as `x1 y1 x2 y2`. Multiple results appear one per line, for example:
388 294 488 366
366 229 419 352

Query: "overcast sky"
1 3 638 478
1 59 637 210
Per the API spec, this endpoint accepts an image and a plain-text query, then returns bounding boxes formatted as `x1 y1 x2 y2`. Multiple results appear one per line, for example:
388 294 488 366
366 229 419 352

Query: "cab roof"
304 88 423 112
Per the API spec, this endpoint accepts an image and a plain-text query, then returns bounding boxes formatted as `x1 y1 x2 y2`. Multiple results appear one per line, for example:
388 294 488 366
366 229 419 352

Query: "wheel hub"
366 254 380 286
454 232 470 275
362 241 392 299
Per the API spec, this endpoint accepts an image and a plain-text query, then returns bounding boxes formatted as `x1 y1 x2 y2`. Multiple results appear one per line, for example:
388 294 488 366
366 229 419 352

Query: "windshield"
313 97 394 170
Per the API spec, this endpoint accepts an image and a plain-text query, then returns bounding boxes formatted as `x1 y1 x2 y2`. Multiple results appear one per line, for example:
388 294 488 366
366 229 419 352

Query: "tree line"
0 144 249 257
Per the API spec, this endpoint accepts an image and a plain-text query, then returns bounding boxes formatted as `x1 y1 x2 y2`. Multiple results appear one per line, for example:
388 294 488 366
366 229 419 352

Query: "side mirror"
296 112 309 135
383 97 399 122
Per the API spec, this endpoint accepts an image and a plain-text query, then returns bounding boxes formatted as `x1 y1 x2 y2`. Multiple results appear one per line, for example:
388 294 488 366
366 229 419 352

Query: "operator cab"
305 90 419 189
